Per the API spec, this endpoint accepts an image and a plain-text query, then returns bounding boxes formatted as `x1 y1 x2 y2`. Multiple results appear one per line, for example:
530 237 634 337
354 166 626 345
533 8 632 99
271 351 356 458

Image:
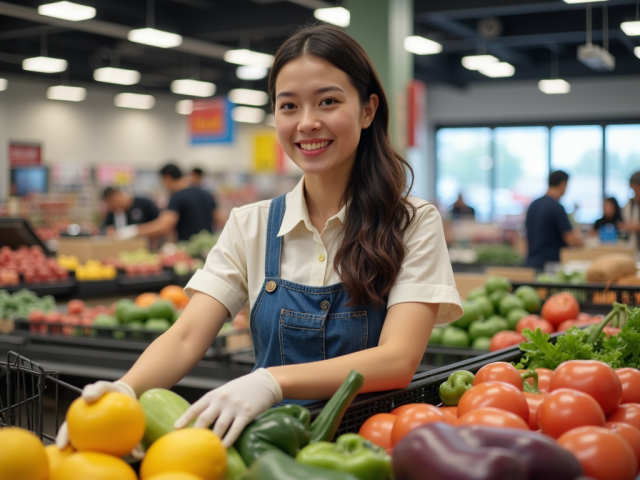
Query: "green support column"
345 0 413 151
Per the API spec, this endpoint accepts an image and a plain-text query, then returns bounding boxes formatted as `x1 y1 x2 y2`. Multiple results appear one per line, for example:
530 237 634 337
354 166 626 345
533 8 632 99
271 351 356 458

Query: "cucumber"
139 388 193 449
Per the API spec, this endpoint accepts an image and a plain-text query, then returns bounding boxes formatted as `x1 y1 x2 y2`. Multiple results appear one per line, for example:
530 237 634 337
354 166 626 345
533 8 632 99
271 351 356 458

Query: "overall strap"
265 194 287 278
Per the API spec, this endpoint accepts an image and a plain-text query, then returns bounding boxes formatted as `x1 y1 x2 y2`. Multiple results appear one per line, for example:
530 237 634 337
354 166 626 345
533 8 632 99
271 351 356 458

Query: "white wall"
0 74 275 198
423 75 640 198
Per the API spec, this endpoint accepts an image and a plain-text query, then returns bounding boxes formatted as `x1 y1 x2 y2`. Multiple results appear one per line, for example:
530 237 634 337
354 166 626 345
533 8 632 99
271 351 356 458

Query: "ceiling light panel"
0 79 7 91
538 79 571 94
462 54 499 70
563 0 608 3
94 67 140 85
404 36 443 55
47 85 87 101
313 7 350 27
38 1 96 21
236 66 268 81
23 56 68 73
176 100 194 115
128 28 183 48
228 88 269 106
231 106 266 124
224 49 274 68
621 21 640 36
114 93 155 110
478 62 515 78
171 79 216 97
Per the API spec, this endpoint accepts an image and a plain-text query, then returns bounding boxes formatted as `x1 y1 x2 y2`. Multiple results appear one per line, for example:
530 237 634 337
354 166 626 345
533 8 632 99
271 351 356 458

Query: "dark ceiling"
0 0 639 100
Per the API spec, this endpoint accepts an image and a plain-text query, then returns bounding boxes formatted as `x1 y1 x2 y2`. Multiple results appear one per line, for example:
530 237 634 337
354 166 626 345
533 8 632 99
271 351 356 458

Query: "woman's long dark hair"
268 25 416 308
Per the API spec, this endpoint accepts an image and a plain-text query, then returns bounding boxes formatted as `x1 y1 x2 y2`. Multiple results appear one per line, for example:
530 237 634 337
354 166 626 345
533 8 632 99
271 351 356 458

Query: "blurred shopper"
101 187 159 235
525 170 583 269
114 163 217 241
451 193 475 220
592 197 622 239
191 167 205 188
622 171 640 253
191 166 225 230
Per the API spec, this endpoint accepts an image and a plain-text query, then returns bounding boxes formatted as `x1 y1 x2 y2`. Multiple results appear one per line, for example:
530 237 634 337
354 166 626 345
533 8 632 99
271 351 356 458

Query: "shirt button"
319 254 326 262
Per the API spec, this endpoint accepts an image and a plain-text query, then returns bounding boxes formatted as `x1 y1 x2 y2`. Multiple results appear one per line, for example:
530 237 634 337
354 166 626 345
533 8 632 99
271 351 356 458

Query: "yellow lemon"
0 427 48 480
146 473 204 480
45 444 74 475
51 452 137 480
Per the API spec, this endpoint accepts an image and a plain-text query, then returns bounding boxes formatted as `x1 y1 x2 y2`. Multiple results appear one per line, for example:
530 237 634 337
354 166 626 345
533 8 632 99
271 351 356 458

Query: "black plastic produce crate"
512 281 640 315
0 351 80 441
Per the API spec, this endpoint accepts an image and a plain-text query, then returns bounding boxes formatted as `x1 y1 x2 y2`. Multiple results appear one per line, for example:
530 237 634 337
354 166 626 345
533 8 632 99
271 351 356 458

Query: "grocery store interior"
1 0 640 479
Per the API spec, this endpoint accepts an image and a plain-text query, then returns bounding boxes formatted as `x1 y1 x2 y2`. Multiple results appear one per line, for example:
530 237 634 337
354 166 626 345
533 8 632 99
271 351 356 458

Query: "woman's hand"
56 381 144 459
174 368 283 447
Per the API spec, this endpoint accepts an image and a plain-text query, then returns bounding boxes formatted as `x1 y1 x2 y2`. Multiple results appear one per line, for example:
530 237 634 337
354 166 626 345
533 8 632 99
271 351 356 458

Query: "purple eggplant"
392 422 583 480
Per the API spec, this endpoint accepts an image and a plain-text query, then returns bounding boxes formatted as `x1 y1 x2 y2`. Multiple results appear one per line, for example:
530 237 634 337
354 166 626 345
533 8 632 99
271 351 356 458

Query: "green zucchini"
139 388 193 449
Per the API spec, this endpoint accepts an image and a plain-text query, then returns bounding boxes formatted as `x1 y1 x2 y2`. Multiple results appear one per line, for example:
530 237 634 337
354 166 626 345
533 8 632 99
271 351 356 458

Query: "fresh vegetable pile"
177 230 219 260
0 245 69 286
0 289 56 322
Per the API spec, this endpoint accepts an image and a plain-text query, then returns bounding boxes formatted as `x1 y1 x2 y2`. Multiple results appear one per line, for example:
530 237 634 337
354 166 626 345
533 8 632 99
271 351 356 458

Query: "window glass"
550 125 603 223
436 128 492 222
494 127 549 220
605 125 640 210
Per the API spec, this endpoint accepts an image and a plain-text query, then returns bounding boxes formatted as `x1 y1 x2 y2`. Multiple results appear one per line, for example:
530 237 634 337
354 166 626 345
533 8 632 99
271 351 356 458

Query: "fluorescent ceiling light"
635 46 640 58
265 114 275 127
171 79 216 97
176 99 193 115
563 0 607 3
313 7 350 27
128 28 183 48
462 54 499 70
38 1 95 21
404 36 443 55
232 106 265 124
478 62 515 78
538 79 571 94
0 79 7 91
114 93 155 110
23 56 68 73
224 49 274 68
228 88 269 106
621 21 640 36
47 85 87 101
236 65 268 80
94 67 140 85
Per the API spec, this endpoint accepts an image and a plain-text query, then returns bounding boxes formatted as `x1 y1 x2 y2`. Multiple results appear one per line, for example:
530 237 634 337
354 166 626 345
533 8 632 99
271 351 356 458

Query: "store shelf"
1 279 76 297
118 271 176 293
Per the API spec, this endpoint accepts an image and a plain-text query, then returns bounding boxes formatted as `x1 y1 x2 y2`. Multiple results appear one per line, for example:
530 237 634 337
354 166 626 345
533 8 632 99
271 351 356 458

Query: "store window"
550 125 603 224
436 128 492 222
605 124 640 210
494 127 549 220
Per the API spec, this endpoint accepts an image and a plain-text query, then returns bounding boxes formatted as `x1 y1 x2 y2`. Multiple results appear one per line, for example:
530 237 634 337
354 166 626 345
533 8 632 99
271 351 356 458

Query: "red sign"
407 80 427 148
9 143 41 167
190 98 234 144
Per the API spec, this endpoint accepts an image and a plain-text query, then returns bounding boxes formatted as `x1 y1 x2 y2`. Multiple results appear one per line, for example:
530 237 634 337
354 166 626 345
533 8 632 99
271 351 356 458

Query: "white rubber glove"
116 225 139 240
174 368 283 448
56 381 144 459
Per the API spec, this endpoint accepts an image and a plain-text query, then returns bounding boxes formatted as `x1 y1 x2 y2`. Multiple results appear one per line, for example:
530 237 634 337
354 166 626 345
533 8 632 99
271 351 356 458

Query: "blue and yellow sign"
190 97 234 144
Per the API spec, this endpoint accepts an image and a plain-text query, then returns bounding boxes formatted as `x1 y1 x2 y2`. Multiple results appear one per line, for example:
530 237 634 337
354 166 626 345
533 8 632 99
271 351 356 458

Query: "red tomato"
538 388 606 438
523 392 547 430
550 360 622 414
616 369 640 405
519 368 553 393
473 362 523 389
390 404 445 446
604 327 622 337
541 293 580 327
390 404 418 416
608 404 640 430
457 382 529 423
358 413 396 450
489 331 525 352
67 299 85 315
456 407 529 430
606 422 640 473
516 316 555 335
558 426 637 480
439 406 458 425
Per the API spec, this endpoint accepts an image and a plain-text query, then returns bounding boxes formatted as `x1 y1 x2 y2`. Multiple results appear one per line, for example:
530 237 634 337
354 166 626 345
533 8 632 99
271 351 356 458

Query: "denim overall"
250 194 387 404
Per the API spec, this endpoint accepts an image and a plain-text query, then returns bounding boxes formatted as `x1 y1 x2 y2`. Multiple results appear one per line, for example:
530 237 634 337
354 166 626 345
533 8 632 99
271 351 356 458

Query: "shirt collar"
277 176 347 237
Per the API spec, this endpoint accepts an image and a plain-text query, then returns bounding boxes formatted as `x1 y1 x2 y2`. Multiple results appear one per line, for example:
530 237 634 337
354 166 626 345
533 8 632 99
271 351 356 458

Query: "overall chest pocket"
279 310 368 365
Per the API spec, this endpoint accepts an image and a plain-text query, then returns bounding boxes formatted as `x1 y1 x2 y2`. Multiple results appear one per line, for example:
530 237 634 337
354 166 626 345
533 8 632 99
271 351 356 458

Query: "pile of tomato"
358 360 640 480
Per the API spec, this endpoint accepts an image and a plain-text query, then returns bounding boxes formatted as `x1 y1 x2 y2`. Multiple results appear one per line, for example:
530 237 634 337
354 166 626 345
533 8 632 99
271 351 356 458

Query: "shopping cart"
0 351 81 441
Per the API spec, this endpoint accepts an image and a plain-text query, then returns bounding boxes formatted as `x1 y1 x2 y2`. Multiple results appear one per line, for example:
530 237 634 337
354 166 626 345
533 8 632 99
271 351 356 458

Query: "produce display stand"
419 345 486 371
0 218 51 253
1 278 77 297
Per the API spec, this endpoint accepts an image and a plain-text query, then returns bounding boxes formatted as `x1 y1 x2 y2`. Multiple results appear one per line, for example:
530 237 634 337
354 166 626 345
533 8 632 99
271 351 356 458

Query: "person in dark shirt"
525 170 583 270
593 197 622 234
114 163 217 241
102 187 159 234
451 193 476 220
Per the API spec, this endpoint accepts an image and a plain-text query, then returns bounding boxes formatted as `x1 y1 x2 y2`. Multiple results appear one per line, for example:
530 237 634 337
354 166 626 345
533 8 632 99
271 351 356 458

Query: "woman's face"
604 200 616 218
274 56 377 178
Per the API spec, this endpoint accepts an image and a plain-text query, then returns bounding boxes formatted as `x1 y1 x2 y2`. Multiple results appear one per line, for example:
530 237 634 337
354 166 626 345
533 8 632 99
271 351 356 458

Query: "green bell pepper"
469 316 507 341
438 370 475 406
241 450 359 480
235 370 365 466
296 434 392 480
224 446 247 480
